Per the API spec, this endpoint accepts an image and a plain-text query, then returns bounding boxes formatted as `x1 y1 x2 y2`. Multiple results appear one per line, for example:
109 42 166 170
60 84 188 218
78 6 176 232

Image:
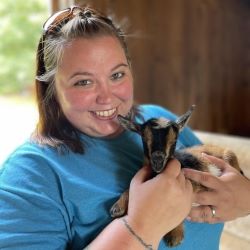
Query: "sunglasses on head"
37 6 106 80
43 6 92 34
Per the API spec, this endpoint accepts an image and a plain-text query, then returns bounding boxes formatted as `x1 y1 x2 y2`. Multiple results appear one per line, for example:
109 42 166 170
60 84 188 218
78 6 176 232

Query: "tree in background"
0 0 48 95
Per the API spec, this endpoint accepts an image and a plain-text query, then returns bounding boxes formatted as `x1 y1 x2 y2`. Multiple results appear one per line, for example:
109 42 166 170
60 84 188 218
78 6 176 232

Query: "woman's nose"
96 82 112 104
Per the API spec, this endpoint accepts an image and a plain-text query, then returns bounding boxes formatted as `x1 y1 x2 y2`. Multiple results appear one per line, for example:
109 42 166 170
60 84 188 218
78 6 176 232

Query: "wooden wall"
74 0 250 137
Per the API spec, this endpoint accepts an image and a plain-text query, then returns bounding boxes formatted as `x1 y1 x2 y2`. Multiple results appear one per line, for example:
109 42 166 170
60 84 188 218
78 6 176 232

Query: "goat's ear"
117 115 142 134
176 105 195 131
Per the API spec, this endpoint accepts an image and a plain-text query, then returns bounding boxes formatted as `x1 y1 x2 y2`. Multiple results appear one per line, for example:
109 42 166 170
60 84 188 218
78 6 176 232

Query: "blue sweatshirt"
0 105 223 249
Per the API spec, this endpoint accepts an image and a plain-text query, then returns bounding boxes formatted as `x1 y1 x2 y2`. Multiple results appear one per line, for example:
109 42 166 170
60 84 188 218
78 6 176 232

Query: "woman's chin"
94 122 124 138
80 123 124 138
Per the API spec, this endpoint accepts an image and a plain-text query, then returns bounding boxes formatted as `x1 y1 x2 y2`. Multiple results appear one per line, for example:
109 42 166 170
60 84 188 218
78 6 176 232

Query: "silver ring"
210 206 216 218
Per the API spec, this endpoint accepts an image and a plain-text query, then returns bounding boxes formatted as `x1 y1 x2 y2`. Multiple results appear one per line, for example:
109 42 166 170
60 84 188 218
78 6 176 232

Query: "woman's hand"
126 159 193 247
86 160 193 250
183 154 250 224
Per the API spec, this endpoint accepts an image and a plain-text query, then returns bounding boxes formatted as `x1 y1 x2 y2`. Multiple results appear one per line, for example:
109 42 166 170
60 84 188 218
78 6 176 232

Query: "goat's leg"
185 145 243 174
110 189 129 218
222 149 242 173
163 223 184 247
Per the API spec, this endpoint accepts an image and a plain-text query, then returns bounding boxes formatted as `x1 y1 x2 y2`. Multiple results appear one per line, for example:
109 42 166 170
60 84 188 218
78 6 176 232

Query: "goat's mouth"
151 151 167 173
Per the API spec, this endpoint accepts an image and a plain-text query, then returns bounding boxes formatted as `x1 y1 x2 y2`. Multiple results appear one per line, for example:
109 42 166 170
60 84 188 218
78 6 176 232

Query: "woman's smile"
91 107 118 120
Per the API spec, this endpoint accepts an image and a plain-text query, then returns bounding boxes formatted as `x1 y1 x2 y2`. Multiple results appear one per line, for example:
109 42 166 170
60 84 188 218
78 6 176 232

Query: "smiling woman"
0 6 199 250
1 4 247 250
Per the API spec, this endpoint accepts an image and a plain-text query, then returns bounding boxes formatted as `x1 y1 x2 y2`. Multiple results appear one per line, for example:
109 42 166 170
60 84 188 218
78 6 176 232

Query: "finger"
188 205 212 223
183 168 223 190
176 171 186 189
177 170 190 187
163 159 181 178
176 170 193 195
187 205 219 223
130 165 152 187
203 153 241 176
185 178 193 194
194 190 218 206
202 153 227 172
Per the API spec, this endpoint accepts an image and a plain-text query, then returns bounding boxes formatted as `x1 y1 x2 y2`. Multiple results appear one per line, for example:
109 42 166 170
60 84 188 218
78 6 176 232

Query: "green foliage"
0 0 48 94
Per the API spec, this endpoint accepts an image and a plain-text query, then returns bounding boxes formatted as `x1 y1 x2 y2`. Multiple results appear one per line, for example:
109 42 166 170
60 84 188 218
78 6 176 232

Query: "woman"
0 5 248 250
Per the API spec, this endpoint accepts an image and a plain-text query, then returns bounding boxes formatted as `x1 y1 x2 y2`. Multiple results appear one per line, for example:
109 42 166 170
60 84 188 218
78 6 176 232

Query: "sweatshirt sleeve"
0 149 71 250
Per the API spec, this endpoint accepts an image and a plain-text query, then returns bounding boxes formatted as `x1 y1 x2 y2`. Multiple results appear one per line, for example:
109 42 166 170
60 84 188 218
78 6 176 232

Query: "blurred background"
0 0 249 161
0 0 48 163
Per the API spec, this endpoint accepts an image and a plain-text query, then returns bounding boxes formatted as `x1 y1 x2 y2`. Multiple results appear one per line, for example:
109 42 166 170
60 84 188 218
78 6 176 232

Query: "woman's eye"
74 79 92 87
111 72 124 81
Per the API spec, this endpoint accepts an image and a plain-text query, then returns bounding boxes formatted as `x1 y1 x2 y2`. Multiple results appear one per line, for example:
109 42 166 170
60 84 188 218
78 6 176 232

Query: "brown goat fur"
110 106 243 247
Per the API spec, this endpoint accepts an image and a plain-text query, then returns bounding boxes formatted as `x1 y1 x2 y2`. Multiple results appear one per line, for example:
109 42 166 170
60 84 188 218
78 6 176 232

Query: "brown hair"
32 6 134 153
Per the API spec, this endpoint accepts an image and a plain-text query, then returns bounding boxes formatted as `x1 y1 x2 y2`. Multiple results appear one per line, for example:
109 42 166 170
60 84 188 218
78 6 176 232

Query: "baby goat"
110 105 243 247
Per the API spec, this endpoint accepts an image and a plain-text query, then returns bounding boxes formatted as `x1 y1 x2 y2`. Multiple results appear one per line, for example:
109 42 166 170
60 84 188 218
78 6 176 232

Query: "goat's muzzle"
151 151 167 173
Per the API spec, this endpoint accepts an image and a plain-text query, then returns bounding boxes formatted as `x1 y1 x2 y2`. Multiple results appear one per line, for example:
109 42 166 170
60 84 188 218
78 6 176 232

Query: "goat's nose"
151 151 166 173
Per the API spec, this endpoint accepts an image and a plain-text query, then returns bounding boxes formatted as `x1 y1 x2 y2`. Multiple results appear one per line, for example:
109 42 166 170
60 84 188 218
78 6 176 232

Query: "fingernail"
201 152 208 157
182 168 189 175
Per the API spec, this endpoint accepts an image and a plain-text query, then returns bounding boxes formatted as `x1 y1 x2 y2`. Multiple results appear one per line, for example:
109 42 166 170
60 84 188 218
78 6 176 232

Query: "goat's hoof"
110 203 126 218
164 234 183 247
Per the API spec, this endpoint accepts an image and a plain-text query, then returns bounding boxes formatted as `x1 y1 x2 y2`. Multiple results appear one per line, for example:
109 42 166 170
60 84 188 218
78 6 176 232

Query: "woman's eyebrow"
111 63 129 71
69 71 93 80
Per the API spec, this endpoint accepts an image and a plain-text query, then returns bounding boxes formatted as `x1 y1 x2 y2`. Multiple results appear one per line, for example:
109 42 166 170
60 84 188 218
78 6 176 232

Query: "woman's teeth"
94 108 116 117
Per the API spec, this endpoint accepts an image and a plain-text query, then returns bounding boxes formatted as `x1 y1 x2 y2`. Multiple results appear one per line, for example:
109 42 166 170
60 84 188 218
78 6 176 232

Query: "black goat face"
117 105 195 173
141 119 179 173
